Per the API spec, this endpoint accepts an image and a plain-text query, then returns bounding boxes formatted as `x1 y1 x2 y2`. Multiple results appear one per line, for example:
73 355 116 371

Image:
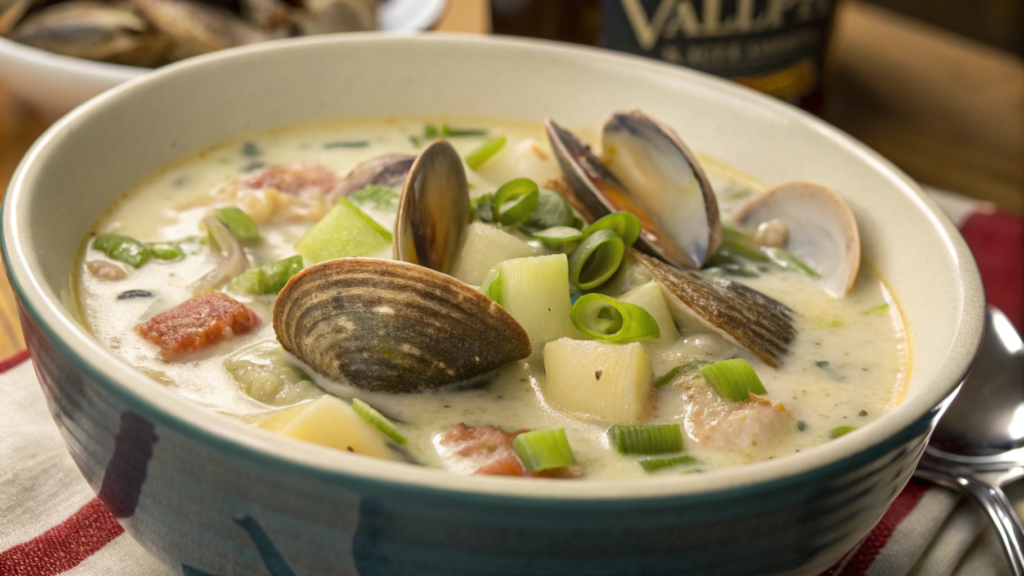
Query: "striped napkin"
2 188 1021 576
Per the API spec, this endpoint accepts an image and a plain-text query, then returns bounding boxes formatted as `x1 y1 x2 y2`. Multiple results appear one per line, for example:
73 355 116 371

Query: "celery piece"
609 424 683 454
146 242 184 261
93 233 150 268
294 199 392 265
494 254 582 350
214 207 260 244
639 455 697 473
513 429 576 471
226 341 322 407
228 255 303 295
542 338 653 424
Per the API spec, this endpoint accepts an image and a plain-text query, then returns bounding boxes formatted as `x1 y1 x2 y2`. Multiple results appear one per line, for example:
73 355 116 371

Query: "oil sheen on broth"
75 118 909 480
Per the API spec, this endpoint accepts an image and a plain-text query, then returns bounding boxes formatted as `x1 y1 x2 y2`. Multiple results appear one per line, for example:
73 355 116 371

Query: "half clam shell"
273 258 531 393
546 111 722 269
393 140 470 274
733 182 860 298
632 249 795 368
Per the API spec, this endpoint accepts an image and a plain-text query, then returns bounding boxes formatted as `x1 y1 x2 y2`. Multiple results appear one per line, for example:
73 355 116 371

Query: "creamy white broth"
75 118 909 479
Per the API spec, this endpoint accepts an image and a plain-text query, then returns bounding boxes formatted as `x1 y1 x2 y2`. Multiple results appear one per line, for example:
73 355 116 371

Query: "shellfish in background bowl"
1 35 984 575
0 0 446 118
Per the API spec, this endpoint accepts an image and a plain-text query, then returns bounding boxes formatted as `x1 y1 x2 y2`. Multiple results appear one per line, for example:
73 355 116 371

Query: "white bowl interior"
4 34 984 499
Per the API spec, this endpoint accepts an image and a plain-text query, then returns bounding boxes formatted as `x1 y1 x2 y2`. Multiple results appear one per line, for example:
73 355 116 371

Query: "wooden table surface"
0 0 1021 360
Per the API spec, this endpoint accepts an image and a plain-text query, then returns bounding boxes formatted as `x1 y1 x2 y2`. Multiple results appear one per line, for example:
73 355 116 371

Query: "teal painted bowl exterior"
3 35 984 576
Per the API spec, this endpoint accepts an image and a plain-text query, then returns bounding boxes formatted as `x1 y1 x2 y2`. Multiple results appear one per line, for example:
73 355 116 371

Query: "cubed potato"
618 281 679 346
542 338 653 424
257 396 393 459
497 254 582 350
451 222 543 285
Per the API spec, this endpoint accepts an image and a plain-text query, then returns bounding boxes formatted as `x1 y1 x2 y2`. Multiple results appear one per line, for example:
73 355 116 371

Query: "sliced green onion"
719 227 770 263
763 247 821 279
492 178 539 225
441 125 488 137
473 194 496 223
349 185 400 211
571 217 586 230
531 226 582 244
653 361 710 388
465 136 507 170
214 207 260 244
241 141 261 157
513 429 576 471
423 124 439 138
324 141 369 149
93 234 150 268
523 189 574 231
700 358 767 402
639 454 697 473
146 242 184 261
581 212 642 246
864 303 889 315
830 426 857 438
570 294 660 343
479 266 503 306
227 255 303 295
568 229 625 290
353 398 407 444
609 424 683 455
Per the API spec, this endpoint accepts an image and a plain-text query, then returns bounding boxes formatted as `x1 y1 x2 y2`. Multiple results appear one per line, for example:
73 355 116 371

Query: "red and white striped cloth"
2 187 1022 576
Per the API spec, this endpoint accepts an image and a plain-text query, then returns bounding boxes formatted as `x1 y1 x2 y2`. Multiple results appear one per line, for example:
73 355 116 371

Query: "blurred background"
0 0 1021 354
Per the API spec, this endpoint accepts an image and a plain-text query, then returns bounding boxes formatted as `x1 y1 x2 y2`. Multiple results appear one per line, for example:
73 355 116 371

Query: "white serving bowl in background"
2 34 984 575
0 0 447 119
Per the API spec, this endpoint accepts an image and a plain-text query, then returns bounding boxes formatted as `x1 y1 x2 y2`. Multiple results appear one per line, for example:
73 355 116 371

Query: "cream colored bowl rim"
4 33 985 500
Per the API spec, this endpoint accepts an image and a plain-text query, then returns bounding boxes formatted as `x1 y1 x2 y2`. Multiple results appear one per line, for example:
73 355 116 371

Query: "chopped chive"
763 247 821 279
815 360 830 369
465 136 506 170
639 455 697 473
324 141 370 149
117 289 153 300
242 161 266 173
568 229 625 290
479 267 503 306
654 361 710 388
146 242 184 261
241 141 261 157
609 424 683 455
409 135 422 148
349 185 400 211
513 429 576 471
815 360 844 381
441 124 488 137
797 420 807 431
93 234 150 268
213 207 260 243
864 304 889 315
700 358 767 402
570 294 660 343
492 178 539 225
581 212 642 246
830 426 857 438
352 398 406 444
227 256 303 295
424 124 439 138
859 410 868 417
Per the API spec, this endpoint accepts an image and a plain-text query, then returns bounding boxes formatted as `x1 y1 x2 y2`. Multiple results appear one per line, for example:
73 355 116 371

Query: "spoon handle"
915 467 1024 576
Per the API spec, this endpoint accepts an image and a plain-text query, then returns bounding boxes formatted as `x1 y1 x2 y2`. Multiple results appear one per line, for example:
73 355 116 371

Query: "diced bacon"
436 423 580 479
135 293 259 360
239 162 338 200
86 260 126 281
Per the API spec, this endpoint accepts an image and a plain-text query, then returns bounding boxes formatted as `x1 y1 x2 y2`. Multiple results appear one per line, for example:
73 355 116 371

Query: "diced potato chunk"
294 199 391 265
451 222 543 285
257 396 393 459
497 254 582 350
542 338 654 424
618 281 679 347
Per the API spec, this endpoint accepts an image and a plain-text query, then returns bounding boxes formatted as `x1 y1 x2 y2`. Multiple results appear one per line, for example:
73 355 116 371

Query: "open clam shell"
546 111 721 269
393 140 470 274
632 249 795 368
733 182 861 299
273 258 531 393
328 153 415 202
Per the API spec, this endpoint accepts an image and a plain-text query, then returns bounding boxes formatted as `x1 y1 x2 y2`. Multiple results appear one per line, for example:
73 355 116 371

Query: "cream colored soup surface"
76 118 909 479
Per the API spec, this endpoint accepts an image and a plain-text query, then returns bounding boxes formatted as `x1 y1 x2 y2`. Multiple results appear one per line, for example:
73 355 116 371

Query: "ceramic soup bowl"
1 34 984 576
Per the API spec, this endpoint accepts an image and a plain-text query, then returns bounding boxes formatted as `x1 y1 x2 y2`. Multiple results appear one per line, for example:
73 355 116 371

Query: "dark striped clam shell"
632 249 795 368
273 258 531 393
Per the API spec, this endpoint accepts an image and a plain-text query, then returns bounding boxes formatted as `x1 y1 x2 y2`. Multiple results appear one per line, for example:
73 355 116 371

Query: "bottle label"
602 0 835 105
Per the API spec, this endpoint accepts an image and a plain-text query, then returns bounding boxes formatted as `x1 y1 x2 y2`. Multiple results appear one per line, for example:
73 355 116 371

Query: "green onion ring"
568 230 625 290
570 293 660 343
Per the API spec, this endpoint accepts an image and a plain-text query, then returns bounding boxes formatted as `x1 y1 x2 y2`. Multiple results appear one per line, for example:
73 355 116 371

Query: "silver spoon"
915 307 1024 575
